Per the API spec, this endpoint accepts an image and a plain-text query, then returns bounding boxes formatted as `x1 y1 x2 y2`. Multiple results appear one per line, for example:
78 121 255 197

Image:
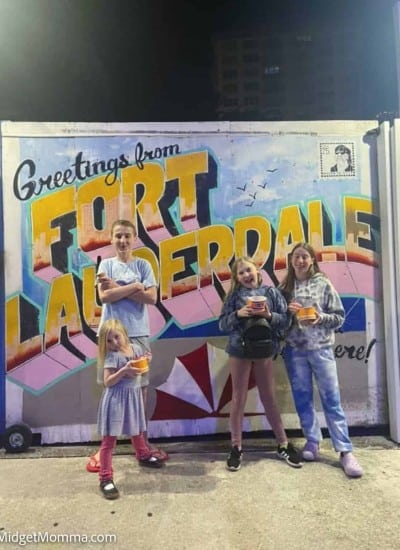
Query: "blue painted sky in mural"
19 132 361 229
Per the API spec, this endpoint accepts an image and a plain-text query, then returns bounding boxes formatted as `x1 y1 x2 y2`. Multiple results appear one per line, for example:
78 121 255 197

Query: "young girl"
218 256 302 471
280 242 363 478
96 319 163 500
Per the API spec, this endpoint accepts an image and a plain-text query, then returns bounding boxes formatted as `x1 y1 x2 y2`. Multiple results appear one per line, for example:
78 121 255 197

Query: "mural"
1 122 386 443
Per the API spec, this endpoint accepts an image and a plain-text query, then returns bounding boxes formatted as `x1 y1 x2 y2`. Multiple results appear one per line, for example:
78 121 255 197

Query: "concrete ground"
0 436 399 550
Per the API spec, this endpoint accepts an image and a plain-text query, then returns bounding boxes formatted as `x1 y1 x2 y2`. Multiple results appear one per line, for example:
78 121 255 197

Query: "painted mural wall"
1 121 386 444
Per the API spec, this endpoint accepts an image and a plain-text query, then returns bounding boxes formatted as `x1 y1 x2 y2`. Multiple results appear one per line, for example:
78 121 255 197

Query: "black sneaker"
138 455 164 469
226 446 242 471
100 479 120 500
277 442 303 468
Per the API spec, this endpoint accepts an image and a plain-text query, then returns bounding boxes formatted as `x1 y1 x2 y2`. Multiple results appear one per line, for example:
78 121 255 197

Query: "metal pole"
0 125 5 436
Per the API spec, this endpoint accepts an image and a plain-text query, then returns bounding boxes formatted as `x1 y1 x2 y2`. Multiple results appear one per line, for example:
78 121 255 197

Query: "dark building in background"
213 22 384 121
0 0 396 123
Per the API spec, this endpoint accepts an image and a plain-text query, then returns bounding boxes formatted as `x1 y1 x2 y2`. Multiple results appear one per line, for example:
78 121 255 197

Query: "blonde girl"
218 256 302 471
96 319 163 500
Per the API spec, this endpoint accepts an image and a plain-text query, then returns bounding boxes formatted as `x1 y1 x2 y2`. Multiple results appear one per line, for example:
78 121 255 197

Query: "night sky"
0 0 397 122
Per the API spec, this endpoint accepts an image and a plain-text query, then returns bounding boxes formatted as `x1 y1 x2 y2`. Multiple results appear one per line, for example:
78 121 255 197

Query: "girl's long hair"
279 242 322 295
97 319 130 383
225 256 262 300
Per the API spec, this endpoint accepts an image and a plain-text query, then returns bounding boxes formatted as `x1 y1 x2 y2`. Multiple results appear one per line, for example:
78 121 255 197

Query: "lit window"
264 65 280 75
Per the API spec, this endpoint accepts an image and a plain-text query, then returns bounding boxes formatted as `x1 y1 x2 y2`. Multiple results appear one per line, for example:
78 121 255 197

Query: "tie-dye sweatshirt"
285 273 345 351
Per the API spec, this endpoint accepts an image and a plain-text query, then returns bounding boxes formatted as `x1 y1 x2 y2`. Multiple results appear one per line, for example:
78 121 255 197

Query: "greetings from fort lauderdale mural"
1 122 383 441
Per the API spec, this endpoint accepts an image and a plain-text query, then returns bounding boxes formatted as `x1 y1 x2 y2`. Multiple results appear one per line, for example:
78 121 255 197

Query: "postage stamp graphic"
319 142 356 178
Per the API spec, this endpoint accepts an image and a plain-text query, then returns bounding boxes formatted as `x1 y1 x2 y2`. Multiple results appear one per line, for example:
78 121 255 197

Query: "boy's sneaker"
99 479 119 500
277 442 303 468
340 452 363 478
226 446 242 471
302 441 320 462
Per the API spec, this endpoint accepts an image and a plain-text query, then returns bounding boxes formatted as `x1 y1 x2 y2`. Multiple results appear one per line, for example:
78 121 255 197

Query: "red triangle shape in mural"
216 373 232 412
151 389 213 421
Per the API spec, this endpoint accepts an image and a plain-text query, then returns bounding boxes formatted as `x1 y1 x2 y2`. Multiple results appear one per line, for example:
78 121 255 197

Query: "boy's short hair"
111 219 137 237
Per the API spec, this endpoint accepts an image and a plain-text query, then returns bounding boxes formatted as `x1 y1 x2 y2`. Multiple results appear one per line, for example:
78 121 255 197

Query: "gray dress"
97 348 146 437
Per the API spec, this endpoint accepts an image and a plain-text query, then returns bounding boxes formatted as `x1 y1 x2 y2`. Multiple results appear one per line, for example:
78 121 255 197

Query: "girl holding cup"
219 256 302 471
96 318 163 500
279 242 363 478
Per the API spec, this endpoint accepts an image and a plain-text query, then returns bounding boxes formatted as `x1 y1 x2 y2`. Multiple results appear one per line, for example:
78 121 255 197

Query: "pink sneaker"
340 452 363 478
302 441 319 461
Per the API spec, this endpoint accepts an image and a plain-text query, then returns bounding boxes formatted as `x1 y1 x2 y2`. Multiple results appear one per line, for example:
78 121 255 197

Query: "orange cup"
247 296 267 310
130 356 149 373
297 306 316 321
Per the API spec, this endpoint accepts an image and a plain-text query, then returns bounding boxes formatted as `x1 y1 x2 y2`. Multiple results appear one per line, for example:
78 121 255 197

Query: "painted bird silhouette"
245 200 254 207
258 181 268 189
236 184 247 191
248 191 257 200
266 168 278 173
